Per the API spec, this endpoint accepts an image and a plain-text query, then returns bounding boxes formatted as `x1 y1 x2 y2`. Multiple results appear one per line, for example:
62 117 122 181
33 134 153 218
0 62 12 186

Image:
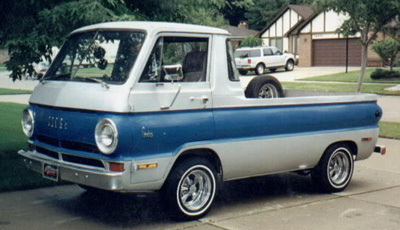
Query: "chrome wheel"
312 144 354 192
258 84 279 98
328 149 351 186
178 166 214 214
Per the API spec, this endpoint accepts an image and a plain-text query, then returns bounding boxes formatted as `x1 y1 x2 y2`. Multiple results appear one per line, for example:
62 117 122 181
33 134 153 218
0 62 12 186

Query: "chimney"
238 22 249 29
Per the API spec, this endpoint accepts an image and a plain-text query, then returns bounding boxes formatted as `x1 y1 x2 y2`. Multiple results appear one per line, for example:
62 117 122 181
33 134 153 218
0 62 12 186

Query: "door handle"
190 95 209 104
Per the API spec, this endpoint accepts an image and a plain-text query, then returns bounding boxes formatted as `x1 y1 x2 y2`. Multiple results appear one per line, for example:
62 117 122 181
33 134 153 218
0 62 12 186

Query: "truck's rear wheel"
312 144 354 193
163 157 219 220
245 75 284 98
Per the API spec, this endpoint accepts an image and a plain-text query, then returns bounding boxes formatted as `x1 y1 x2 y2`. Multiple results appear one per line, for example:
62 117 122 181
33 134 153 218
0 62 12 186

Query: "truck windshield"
45 30 146 84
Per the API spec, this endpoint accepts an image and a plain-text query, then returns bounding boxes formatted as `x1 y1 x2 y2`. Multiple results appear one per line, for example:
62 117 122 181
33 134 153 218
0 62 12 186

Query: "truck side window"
226 39 240 81
140 36 208 82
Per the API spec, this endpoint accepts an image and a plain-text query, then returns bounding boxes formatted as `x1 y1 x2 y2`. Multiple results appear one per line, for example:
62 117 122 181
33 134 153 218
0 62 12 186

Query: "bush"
240 36 262 48
370 69 400 80
371 37 400 71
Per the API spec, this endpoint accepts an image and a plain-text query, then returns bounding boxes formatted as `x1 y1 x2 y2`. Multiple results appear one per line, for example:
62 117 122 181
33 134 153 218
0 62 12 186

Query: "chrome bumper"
18 149 126 191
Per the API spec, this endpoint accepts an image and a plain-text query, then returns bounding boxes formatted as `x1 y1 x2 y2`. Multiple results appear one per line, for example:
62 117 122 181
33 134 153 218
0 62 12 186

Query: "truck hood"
29 81 131 112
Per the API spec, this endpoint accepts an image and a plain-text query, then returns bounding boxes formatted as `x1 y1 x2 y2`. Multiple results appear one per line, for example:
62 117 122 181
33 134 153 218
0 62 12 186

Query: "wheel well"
173 149 223 177
327 141 358 157
256 62 265 68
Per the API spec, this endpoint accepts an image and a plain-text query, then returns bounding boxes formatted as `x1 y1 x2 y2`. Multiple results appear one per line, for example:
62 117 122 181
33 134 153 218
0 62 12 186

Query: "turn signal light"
247 58 251 64
362 137 373 142
138 163 158 170
109 162 124 172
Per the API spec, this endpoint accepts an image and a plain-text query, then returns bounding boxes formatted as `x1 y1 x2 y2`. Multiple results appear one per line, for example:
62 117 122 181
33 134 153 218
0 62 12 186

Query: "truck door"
128 34 214 155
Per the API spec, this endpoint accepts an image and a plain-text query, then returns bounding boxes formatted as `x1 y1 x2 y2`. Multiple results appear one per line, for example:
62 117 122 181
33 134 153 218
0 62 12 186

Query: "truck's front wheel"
163 157 219 220
312 144 354 193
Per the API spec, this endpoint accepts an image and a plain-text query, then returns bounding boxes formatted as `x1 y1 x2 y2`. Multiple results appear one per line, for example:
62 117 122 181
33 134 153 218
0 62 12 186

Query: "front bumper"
18 149 171 192
18 149 125 190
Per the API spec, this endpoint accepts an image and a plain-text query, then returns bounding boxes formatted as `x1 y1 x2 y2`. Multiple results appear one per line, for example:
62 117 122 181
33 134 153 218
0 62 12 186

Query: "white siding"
270 23 276 37
302 23 311 33
283 37 289 52
276 18 283 36
291 10 299 27
325 10 349 32
261 29 269 38
283 10 291 34
311 13 325 32
262 38 269 46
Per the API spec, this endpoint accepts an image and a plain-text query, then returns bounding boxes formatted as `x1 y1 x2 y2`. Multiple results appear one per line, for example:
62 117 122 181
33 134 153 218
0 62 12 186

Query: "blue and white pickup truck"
19 21 384 220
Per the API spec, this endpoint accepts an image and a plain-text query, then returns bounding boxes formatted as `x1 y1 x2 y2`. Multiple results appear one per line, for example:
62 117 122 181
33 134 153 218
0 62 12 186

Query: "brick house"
258 4 383 67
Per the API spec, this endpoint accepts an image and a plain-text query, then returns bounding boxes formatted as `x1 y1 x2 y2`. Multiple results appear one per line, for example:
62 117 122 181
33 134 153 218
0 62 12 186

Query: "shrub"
370 69 400 80
371 37 400 71
239 36 262 48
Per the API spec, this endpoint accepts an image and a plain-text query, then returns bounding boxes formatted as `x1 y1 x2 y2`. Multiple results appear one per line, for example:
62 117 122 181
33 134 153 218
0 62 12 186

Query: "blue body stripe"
30 101 381 160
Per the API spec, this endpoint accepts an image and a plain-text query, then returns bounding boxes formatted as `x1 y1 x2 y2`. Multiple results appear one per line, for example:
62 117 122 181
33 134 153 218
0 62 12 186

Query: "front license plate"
43 163 59 181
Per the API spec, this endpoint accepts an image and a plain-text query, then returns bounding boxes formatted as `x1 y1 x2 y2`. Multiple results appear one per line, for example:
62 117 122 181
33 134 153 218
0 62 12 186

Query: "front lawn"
0 103 56 192
0 88 32 95
379 121 400 140
282 82 400 95
300 68 400 84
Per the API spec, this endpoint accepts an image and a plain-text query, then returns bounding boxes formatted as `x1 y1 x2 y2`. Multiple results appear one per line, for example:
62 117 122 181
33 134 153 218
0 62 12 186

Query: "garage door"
312 39 362 66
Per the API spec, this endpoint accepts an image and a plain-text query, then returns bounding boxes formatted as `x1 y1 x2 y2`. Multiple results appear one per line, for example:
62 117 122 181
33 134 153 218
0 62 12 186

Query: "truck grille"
35 138 105 169
37 135 100 153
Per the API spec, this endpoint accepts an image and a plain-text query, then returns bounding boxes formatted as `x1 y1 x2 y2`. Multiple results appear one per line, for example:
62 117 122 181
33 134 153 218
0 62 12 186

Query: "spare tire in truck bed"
245 75 284 98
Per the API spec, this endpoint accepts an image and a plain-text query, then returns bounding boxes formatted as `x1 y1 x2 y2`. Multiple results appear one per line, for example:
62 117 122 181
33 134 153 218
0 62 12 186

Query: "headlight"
95 119 118 154
21 108 34 138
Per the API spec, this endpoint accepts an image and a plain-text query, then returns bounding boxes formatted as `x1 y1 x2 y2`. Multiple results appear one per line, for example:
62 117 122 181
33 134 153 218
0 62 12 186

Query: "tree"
240 36 262 47
244 0 306 30
1 0 230 81
372 37 400 71
125 0 228 26
1 0 136 81
221 0 253 26
312 0 400 92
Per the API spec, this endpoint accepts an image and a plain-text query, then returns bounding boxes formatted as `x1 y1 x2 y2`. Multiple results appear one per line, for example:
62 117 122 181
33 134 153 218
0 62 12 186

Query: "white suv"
235 46 295 75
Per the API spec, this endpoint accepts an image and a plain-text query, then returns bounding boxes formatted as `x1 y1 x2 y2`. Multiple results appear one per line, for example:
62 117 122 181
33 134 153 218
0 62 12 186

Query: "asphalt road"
0 138 399 230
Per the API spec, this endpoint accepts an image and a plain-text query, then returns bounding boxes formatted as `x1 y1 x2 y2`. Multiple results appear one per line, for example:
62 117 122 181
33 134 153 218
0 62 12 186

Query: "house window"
269 38 283 51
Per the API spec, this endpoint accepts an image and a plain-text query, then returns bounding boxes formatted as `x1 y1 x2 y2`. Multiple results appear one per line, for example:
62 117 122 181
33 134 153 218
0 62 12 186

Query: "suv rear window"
234 49 261 58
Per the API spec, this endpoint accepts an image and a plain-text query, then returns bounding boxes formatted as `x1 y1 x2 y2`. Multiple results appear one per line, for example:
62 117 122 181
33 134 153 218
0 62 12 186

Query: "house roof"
258 4 314 37
223 25 258 38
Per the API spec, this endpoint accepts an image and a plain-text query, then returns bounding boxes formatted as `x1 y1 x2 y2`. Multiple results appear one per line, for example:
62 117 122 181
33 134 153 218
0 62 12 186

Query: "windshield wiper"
75 76 109 89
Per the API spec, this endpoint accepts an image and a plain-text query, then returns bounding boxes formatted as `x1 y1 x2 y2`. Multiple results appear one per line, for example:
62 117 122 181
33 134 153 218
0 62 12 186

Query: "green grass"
0 103 56 192
300 68 400 84
0 88 32 95
0 64 6 71
379 121 400 140
282 82 400 95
